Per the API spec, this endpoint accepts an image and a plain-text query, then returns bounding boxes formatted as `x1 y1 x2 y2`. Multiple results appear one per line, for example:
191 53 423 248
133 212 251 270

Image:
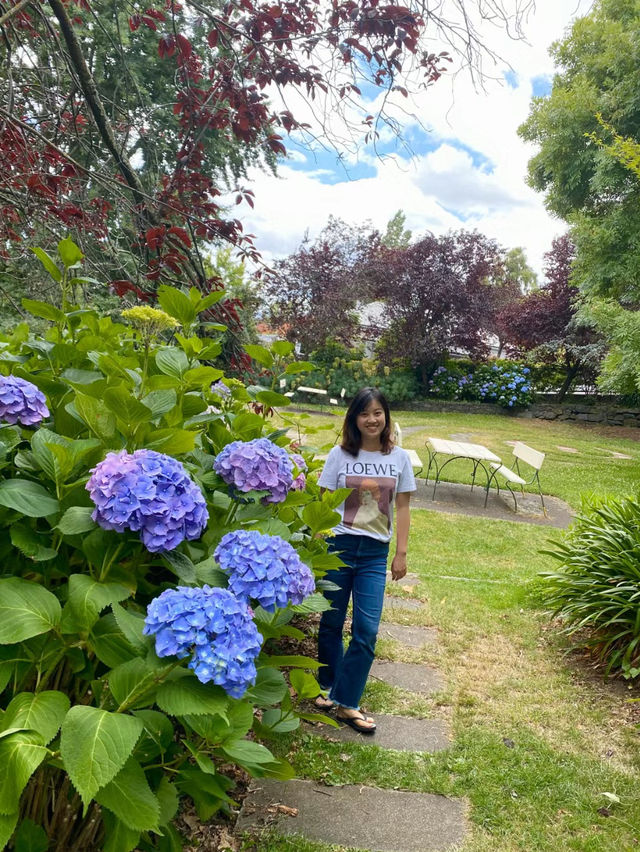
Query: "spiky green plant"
541 495 640 679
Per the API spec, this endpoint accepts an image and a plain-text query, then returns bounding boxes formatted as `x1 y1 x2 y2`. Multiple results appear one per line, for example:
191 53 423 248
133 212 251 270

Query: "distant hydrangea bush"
87 449 208 552
214 437 293 503
215 529 315 611
290 453 307 491
427 363 533 409
143 585 262 697
0 375 49 426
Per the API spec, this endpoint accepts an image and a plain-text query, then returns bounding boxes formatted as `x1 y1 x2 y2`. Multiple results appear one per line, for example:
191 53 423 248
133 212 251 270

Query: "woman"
316 387 416 734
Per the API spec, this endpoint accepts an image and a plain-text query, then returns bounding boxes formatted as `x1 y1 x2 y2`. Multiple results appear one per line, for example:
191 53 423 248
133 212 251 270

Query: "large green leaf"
221 737 276 765
155 348 189 379
292 592 331 614
0 731 48 814
62 575 131 632
73 394 117 441
57 236 83 269
155 677 228 718
244 344 273 367
10 524 58 562
141 389 177 419
95 758 160 832
155 776 179 826
30 248 61 282
0 578 61 644
101 809 141 852
12 817 48 852
302 501 340 536
255 390 291 408
1 691 69 745
0 813 18 849
110 603 148 653
108 658 160 710
57 507 97 536
22 299 65 323
131 710 174 762
145 428 197 455
183 366 223 388
244 667 287 706
0 480 59 518
104 387 153 432
157 285 197 328
60 706 143 807
91 615 138 667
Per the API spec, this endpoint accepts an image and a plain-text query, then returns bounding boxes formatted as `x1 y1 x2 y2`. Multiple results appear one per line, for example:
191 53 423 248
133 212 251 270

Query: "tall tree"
519 0 640 303
498 235 604 399
264 218 380 354
372 230 504 386
0 0 524 300
382 210 412 248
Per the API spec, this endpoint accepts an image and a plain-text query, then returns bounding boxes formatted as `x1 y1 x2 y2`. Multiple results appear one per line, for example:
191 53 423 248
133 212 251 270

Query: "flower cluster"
214 438 293 503
427 364 533 409
0 375 49 426
210 380 231 397
290 453 307 491
143 585 262 697
215 529 315 611
87 449 208 552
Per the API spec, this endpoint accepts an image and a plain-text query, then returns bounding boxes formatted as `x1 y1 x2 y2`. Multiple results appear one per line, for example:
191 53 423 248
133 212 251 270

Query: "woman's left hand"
391 553 407 581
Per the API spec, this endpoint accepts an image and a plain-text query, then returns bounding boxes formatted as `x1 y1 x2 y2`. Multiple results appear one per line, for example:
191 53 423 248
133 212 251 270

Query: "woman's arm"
391 491 411 581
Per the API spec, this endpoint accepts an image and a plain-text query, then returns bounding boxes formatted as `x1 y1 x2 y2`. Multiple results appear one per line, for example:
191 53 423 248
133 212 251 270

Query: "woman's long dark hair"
341 387 392 457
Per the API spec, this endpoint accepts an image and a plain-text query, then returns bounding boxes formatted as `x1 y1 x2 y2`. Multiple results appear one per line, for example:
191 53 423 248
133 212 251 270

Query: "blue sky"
236 0 591 278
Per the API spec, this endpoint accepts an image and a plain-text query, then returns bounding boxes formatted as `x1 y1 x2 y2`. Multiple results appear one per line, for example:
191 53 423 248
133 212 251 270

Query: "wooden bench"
484 441 546 514
393 422 423 475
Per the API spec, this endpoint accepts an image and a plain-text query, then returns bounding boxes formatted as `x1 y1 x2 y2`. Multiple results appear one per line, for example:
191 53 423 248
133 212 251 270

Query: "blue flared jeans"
317 533 389 710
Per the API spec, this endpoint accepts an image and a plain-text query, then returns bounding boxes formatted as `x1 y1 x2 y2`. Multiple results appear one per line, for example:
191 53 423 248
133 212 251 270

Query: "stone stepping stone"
450 432 473 441
378 622 437 647
237 779 466 852
304 714 450 752
370 660 444 695
556 445 578 453
387 571 420 587
383 594 423 612
595 446 633 459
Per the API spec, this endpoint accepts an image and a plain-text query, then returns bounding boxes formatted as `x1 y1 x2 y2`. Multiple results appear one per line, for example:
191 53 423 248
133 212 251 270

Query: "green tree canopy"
519 0 640 302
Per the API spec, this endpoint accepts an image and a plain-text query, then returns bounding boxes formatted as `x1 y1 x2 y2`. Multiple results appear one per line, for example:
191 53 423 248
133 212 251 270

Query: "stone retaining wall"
401 398 640 427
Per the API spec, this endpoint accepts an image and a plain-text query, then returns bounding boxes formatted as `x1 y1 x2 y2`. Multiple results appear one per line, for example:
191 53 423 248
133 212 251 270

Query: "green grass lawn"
277 406 640 509
249 408 640 852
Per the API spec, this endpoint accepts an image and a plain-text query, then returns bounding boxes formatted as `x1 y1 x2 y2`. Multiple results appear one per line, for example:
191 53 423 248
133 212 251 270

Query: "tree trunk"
557 361 580 402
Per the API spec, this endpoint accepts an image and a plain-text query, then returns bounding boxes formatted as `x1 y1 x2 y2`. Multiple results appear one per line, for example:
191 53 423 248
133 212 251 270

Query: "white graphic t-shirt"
318 445 416 542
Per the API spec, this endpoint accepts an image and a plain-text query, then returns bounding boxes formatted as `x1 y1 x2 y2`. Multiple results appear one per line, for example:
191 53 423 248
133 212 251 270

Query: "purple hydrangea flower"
215 529 315 612
87 449 208 552
290 453 307 492
211 380 231 397
213 438 293 503
143 585 262 697
0 375 49 426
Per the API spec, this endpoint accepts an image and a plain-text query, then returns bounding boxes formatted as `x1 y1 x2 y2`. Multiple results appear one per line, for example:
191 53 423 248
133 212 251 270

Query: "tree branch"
0 0 32 30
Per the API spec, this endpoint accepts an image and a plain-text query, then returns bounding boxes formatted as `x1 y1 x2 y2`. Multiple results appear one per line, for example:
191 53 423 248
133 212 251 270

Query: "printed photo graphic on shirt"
343 476 395 537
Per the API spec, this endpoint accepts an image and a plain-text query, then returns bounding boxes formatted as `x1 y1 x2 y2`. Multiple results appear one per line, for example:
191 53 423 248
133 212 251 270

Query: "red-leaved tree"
497 235 605 399
0 0 530 304
371 230 505 386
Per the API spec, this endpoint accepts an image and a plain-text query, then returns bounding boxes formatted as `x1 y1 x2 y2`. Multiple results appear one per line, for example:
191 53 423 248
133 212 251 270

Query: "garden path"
236 599 468 851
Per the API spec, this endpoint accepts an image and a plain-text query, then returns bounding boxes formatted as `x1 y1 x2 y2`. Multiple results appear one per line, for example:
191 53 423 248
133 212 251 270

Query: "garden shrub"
0 241 343 851
427 362 534 408
540 495 640 679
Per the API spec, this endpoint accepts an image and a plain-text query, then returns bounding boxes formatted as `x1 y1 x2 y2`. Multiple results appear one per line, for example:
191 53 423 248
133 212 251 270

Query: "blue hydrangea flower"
143 585 262 697
290 453 307 492
87 449 208 552
211 380 231 397
215 529 315 611
214 438 293 503
0 375 49 426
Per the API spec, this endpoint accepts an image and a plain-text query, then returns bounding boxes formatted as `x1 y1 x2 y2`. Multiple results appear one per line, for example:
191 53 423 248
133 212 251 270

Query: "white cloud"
232 0 588 278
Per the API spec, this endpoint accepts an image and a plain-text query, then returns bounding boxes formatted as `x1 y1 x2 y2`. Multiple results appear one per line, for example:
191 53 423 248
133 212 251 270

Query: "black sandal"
336 709 376 735
314 694 334 710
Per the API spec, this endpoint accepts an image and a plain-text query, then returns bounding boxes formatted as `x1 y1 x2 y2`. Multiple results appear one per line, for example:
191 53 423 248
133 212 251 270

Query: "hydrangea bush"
427 362 534 408
0 241 345 851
